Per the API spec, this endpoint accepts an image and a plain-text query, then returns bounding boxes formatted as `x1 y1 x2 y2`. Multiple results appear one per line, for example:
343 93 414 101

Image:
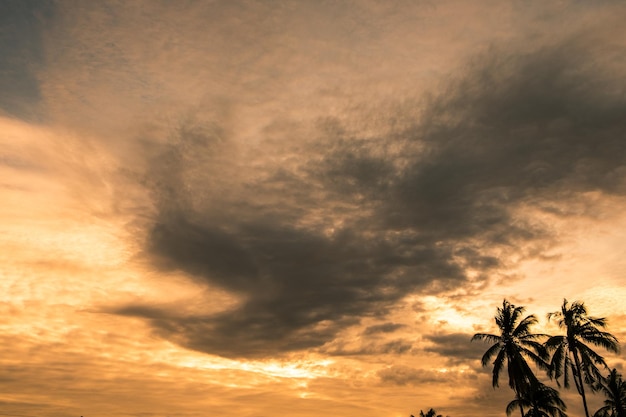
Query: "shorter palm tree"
593 368 626 417
546 299 620 417
506 383 568 417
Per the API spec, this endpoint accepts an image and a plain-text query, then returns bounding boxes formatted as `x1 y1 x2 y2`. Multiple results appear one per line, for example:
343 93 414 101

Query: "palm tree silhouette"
411 408 443 417
593 368 626 417
472 299 549 417
545 299 620 417
506 382 568 417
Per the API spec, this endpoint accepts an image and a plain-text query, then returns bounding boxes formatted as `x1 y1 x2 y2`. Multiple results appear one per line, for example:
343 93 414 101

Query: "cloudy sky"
1 1 626 416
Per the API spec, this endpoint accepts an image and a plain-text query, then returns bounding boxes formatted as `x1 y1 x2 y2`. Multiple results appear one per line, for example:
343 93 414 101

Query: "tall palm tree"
506 383 568 417
545 299 620 417
472 299 549 417
593 368 626 417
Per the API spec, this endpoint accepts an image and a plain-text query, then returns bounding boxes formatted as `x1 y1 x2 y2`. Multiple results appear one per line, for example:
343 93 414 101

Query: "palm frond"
592 405 611 417
562 356 571 389
520 339 549 361
577 343 607 369
472 333 501 344
548 345 566 382
481 342 502 367
579 331 620 353
514 315 539 337
506 399 522 416
587 316 608 328
545 336 566 350
519 346 550 371
492 348 506 388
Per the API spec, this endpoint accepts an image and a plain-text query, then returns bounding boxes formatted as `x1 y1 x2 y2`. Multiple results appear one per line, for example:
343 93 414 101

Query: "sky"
1 1 626 416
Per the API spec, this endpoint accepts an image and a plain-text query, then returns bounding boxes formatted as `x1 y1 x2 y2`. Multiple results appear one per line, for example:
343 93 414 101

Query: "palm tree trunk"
572 349 591 417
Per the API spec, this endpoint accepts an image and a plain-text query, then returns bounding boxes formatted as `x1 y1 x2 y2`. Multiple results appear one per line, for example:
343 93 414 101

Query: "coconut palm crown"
545 299 620 417
593 368 626 417
506 383 568 417
472 299 549 396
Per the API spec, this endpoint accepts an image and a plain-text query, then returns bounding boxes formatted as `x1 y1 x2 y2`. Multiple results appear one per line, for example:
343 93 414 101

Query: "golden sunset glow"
1 2 626 417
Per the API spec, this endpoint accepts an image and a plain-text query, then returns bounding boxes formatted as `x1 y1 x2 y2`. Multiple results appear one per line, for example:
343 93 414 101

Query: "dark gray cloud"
363 322 407 335
424 333 488 365
0 0 53 121
117 38 626 358
320 338 414 356
378 364 477 387
384 60 626 239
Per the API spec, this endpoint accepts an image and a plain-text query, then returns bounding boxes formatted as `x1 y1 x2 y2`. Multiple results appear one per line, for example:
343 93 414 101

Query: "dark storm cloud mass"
118 39 626 358
0 0 53 121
